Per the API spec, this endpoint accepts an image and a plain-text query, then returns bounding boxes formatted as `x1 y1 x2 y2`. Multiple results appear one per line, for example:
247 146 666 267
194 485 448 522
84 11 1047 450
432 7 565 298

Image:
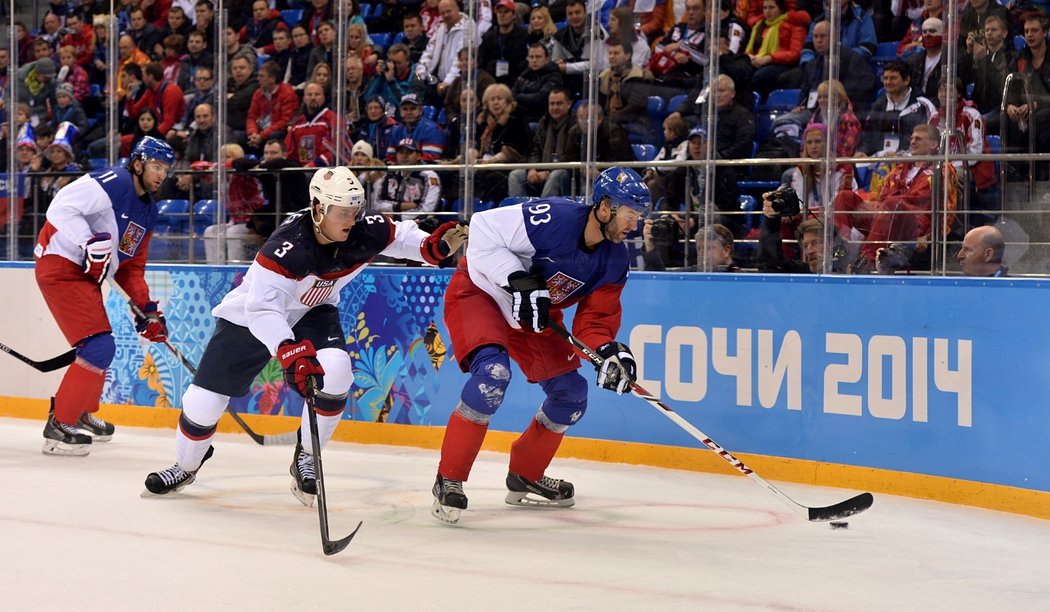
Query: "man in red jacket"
126 61 187 136
246 61 300 152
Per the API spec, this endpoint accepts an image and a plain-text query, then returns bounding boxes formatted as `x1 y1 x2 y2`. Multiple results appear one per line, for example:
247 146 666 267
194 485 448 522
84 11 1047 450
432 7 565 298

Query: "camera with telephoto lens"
649 216 677 248
768 184 802 217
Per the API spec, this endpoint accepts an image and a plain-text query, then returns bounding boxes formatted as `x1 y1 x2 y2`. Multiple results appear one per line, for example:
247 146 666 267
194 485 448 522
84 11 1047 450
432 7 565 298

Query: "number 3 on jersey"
528 203 551 225
274 241 295 258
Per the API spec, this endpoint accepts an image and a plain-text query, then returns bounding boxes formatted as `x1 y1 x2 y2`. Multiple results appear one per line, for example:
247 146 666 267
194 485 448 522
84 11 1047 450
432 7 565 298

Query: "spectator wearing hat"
664 125 742 238
246 61 300 151
350 140 387 190
353 95 401 164
479 0 530 87
50 83 88 134
374 138 441 214
41 122 83 199
385 92 446 162
17 57 58 119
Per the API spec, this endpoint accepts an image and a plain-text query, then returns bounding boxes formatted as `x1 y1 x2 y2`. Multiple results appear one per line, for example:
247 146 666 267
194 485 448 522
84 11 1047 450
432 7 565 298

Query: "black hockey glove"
595 341 636 395
504 270 550 332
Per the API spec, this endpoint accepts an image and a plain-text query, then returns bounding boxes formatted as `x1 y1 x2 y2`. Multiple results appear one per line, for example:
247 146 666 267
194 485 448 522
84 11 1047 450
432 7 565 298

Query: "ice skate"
142 446 214 497
505 472 575 507
77 413 115 442
290 443 317 507
431 473 468 525
42 415 92 457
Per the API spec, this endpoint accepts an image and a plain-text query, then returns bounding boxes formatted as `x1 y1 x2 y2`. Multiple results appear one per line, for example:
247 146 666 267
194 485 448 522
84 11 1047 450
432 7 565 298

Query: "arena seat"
632 144 657 162
280 9 303 25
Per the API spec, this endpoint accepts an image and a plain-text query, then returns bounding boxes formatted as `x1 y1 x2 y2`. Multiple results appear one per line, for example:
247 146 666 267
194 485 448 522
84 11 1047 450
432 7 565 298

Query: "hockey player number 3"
362 214 384 225
528 203 551 225
274 241 295 258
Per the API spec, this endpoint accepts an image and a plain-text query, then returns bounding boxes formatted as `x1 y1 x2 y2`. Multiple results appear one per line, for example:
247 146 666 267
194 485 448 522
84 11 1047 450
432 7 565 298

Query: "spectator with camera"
642 221 737 272
960 14 1014 136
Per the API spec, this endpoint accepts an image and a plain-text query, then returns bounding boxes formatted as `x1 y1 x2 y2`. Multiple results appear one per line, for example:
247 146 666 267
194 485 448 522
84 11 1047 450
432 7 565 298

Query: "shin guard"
300 391 346 453
176 413 217 471
509 417 565 482
438 410 489 481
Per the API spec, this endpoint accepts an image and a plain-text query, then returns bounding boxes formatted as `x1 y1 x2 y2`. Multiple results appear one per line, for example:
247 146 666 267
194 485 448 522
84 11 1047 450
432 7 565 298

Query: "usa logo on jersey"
301 279 336 306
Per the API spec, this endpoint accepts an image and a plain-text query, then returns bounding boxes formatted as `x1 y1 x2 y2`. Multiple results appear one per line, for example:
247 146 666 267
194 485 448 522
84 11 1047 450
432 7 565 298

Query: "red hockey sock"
53 360 105 425
438 412 489 481
509 418 565 481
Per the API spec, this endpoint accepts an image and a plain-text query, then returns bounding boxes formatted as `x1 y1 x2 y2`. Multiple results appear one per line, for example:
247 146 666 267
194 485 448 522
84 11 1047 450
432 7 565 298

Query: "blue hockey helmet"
592 167 652 217
131 135 176 168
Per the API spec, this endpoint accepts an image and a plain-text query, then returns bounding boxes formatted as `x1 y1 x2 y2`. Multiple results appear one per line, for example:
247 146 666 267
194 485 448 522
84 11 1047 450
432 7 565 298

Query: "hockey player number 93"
528 203 551 225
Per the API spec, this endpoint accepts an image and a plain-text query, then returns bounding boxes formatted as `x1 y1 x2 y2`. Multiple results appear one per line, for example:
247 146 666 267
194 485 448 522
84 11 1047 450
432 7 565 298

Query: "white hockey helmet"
309 166 366 216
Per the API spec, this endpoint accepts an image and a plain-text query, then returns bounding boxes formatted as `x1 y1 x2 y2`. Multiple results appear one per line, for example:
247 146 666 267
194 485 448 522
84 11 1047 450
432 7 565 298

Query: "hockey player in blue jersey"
34 136 176 456
432 166 652 524
143 166 468 502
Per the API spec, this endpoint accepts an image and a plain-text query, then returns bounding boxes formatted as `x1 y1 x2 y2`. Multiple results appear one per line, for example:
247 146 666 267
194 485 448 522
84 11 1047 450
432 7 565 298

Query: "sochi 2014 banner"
99 266 1047 494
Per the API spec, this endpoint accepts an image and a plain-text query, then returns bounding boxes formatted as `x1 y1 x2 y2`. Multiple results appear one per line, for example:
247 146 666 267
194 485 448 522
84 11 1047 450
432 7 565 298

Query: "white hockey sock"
300 411 340 454
176 428 214 471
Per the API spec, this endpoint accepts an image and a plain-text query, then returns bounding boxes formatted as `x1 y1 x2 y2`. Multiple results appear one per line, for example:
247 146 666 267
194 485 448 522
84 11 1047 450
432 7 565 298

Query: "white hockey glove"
596 341 636 395
504 270 550 332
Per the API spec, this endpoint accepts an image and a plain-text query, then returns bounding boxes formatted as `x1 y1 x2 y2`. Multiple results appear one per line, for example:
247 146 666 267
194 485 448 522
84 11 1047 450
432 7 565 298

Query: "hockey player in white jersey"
432 166 651 524
143 167 467 502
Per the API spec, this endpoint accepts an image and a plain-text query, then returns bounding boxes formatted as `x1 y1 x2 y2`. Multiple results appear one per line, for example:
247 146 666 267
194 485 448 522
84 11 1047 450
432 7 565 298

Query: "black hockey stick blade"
323 520 364 556
0 342 76 372
808 492 874 522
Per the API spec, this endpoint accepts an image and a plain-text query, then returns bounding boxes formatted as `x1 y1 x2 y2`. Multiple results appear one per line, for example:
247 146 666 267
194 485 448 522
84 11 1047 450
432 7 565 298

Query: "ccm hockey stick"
550 322 873 522
0 342 76 372
108 280 298 446
304 376 362 555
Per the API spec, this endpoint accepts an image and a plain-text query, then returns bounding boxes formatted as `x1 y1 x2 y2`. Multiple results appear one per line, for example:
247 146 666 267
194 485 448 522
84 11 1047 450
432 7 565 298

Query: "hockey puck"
829 521 849 529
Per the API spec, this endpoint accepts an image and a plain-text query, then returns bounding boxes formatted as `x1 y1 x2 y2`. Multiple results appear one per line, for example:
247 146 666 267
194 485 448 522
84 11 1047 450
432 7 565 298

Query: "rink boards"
0 262 1047 519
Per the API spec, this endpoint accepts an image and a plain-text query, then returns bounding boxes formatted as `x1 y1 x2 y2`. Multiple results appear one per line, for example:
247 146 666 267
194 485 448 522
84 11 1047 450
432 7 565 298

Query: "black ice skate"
142 446 214 497
505 472 575 508
77 413 115 442
290 443 317 507
431 473 468 525
42 414 92 457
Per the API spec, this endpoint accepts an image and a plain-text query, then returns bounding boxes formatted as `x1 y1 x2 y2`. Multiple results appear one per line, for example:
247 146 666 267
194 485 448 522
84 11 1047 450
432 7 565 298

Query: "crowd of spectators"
0 0 1039 273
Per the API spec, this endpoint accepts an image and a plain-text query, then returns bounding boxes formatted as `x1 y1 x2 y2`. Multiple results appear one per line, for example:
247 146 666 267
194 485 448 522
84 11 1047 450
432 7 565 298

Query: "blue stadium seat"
193 199 217 235
987 134 1002 178
667 94 688 114
755 111 779 144
371 32 391 50
153 199 191 260
751 91 760 112
854 164 872 190
632 143 657 161
738 194 758 234
88 158 107 171
436 108 447 127
1015 34 1025 50
763 89 799 111
391 32 405 46
647 95 665 135
280 9 303 25
155 199 190 233
873 40 900 63
422 105 437 121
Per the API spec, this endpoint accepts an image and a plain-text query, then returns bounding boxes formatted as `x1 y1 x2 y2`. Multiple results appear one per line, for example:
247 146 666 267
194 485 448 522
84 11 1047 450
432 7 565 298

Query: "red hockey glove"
277 339 326 398
422 221 469 267
504 270 550 333
134 301 168 343
83 233 113 285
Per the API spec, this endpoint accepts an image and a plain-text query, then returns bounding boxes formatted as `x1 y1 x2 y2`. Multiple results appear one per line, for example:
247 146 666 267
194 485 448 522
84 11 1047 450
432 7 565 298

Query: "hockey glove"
423 221 469 267
134 301 168 343
504 270 550 332
277 339 326 398
83 233 113 285
595 341 636 395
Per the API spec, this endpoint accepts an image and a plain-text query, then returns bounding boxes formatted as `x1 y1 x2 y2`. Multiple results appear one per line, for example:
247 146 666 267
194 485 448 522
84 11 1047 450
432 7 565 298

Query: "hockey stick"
550 322 873 522
107 279 298 446
0 342 76 372
305 376 362 555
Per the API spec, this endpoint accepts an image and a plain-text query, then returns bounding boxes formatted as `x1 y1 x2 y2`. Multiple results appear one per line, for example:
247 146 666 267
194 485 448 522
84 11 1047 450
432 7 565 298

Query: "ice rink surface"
1 416 1048 612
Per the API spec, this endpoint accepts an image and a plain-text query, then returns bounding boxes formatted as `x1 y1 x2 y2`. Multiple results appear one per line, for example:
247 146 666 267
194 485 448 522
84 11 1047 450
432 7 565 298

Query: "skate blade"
431 499 462 525
504 490 575 508
87 434 113 442
290 482 316 507
41 440 90 457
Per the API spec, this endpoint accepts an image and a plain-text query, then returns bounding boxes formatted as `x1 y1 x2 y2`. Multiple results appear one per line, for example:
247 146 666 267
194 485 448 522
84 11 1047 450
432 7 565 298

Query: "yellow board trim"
5 396 1047 520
